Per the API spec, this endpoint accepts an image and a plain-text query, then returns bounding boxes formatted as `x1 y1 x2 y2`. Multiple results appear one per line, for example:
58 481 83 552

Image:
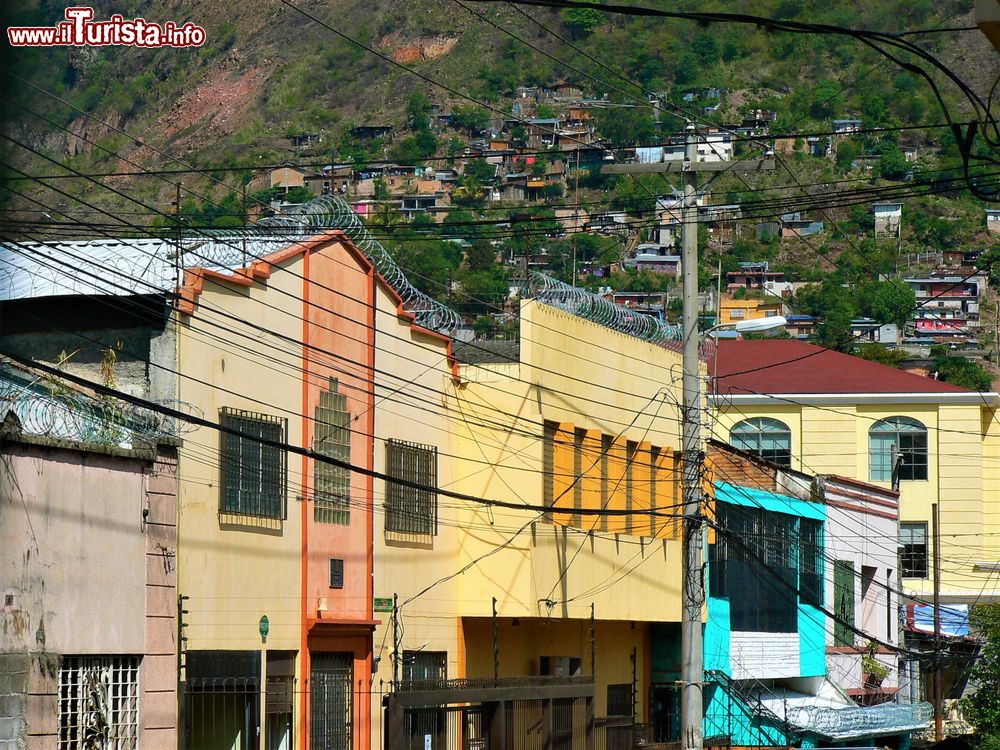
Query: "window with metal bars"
314 379 351 525
59 656 139 750
900 522 929 579
402 651 447 683
799 518 824 607
710 503 798 632
385 439 438 536
219 408 287 519
606 683 634 717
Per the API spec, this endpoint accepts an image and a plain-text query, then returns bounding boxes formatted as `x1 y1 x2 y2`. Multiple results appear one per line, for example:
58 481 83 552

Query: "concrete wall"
0 438 178 749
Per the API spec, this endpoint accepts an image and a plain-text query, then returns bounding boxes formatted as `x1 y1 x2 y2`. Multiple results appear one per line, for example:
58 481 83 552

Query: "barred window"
385 439 438 536
402 651 447 683
607 683 634 717
314 379 351 525
59 656 139 750
799 518 824 607
220 408 287 519
710 503 798 632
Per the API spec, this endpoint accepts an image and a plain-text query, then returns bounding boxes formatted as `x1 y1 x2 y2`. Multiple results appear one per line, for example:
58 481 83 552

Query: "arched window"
730 418 792 468
869 417 928 482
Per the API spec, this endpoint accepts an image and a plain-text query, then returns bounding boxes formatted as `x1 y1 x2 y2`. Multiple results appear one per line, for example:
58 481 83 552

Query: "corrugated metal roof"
0 234 296 301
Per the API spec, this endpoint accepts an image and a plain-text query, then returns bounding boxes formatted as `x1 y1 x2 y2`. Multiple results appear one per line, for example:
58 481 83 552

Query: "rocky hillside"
0 0 996 216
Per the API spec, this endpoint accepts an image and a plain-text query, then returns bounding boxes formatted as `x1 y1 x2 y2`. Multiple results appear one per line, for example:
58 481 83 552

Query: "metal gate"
311 653 354 750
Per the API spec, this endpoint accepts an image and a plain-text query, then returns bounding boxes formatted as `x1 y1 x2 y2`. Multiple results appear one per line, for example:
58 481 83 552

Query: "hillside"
1 1 994 184
1 0 999 329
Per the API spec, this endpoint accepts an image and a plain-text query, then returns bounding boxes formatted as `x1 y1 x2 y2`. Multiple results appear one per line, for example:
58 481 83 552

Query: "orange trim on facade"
177 232 346 315
175 228 461 380
300 247 312 750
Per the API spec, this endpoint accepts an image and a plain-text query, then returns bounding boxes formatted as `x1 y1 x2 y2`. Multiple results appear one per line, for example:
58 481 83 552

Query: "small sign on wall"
374 597 393 613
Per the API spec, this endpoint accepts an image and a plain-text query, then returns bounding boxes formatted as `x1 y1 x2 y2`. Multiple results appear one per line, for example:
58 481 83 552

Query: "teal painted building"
704 473 933 748
705 482 828 747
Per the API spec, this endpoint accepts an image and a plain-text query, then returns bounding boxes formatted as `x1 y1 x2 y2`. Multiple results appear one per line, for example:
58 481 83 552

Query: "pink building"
0 365 179 749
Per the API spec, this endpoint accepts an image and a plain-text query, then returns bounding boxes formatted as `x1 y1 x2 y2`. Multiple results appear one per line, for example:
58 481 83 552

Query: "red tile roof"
709 339 971 395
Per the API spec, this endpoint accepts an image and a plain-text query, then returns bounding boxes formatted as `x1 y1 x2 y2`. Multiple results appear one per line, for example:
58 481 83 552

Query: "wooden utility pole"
603 130 774 750
933 503 943 742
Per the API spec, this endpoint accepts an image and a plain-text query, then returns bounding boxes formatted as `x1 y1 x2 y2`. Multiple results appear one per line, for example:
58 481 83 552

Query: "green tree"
809 80 843 120
387 239 461 299
795 281 855 352
536 104 557 119
456 267 510 313
451 105 489 135
878 143 909 180
836 139 861 172
855 279 915 327
690 33 720 64
855 344 908 368
463 158 496 185
961 603 1000 736
466 239 497 271
596 106 656 148
561 7 604 37
976 245 1000 286
406 91 431 131
934 355 993 392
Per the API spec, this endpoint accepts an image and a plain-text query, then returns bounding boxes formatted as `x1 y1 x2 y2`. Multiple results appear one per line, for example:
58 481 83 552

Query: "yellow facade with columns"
371 299 690 732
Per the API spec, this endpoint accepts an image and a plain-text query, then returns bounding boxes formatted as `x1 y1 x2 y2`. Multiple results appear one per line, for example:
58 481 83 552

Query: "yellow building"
718 294 784 325
176 233 382 750
371 299 690 747
709 339 1000 603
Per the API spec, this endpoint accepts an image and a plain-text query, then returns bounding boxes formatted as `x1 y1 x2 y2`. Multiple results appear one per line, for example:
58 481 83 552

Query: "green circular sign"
259 615 269 639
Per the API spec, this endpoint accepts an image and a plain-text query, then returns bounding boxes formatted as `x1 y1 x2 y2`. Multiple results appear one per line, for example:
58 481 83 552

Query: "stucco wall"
0 439 177 748
713 398 999 599
2 441 147 654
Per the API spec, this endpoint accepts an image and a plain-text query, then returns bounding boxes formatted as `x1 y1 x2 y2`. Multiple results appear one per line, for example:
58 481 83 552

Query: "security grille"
59 656 139 750
799 518 824 606
311 653 353 750
220 408 287 519
710 503 798 632
314 379 351 525
385 439 438 536
403 651 447 683
606 684 634 717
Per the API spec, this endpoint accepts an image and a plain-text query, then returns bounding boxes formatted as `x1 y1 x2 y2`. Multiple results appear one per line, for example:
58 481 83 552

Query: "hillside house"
625 244 682 276
725 262 787 293
987 208 1000 234
780 212 825 238
718 294 783 325
832 119 863 135
873 202 903 235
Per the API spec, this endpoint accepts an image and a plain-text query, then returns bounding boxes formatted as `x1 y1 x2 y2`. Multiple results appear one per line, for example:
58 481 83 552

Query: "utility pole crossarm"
601 158 776 175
